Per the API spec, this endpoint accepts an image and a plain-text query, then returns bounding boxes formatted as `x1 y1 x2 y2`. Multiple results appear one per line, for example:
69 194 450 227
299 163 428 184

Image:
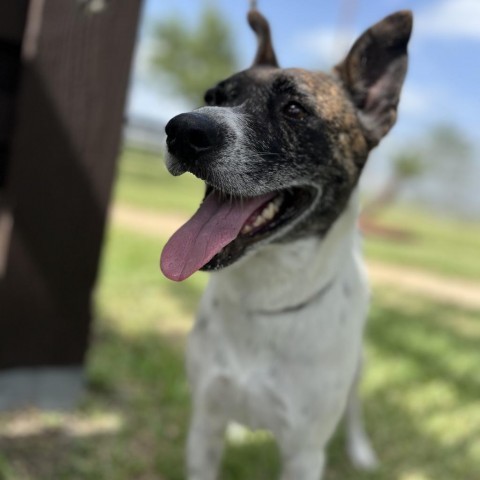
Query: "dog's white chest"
187 209 370 438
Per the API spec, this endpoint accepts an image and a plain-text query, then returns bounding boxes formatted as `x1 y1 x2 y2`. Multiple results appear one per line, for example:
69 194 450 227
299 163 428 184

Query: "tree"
150 4 238 106
362 149 425 218
364 124 472 215
424 124 472 183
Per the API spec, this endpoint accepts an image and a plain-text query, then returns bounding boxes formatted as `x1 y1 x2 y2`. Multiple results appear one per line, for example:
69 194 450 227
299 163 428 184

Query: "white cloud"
416 0 480 40
293 27 354 67
398 84 437 117
295 0 480 66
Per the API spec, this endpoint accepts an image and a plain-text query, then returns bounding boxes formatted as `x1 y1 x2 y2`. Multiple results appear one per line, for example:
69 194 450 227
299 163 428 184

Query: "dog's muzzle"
165 112 225 168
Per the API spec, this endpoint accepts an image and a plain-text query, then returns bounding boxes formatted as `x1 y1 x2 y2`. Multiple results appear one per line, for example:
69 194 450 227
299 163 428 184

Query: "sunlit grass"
364 206 480 280
2 222 479 479
1 147 479 479
114 147 203 215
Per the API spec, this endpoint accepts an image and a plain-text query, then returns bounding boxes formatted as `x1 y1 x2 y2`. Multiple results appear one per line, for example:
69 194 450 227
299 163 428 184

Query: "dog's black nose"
165 112 222 162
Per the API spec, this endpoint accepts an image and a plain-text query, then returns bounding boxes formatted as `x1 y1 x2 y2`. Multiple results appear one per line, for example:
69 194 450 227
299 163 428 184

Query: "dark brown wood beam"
0 0 142 389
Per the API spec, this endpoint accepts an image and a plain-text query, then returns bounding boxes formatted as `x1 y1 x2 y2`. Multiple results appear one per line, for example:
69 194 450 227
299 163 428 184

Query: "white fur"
186 188 377 480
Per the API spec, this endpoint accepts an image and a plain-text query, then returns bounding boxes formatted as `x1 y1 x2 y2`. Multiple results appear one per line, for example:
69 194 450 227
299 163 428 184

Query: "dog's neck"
209 188 362 312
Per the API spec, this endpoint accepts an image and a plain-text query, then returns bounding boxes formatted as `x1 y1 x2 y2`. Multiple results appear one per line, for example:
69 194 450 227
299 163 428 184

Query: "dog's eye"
282 101 308 120
204 89 215 106
227 88 239 101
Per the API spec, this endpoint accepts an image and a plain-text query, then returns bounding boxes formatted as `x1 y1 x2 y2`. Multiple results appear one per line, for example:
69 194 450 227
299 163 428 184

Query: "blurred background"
0 0 479 479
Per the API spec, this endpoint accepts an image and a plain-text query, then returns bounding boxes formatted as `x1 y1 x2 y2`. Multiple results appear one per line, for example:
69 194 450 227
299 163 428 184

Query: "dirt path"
110 203 480 310
366 262 480 309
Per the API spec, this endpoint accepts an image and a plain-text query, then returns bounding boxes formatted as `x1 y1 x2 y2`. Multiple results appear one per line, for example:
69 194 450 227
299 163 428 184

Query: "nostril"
165 118 177 138
187 128 212 151
166 136 176 149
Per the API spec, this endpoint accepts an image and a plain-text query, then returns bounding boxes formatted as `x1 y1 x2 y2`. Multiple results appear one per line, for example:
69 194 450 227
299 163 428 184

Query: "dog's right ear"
248 9 279 67
334 11 413 148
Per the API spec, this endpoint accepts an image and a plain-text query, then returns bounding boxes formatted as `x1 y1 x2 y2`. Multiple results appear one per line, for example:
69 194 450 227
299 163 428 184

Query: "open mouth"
161 185 316 281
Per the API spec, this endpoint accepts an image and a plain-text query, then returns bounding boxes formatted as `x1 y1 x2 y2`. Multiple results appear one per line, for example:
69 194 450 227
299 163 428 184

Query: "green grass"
114 147 480 281
364 206 480 280
114 147 203 215
1 147 478 479
0 224 479 480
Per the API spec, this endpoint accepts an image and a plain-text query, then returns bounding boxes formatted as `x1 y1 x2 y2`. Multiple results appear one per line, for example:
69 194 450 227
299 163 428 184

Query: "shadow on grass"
367 299 480 402
1 295 478 480
326 297 480 480
0 323 190 480
222 437 281 480
0 322 277 480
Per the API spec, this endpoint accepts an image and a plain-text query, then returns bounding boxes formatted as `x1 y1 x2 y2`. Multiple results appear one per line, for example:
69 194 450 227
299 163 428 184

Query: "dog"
161 8 412 480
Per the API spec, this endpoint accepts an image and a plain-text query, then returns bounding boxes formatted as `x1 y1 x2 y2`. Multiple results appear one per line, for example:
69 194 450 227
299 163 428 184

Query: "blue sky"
126 0 480 212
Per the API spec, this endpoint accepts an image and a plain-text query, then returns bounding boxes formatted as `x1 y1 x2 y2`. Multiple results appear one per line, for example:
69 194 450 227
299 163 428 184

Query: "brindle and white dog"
161 8 412 480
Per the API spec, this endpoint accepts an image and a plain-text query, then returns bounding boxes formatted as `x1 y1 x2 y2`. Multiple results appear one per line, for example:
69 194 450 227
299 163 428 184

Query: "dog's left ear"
335 11 413 147
248 9 279 67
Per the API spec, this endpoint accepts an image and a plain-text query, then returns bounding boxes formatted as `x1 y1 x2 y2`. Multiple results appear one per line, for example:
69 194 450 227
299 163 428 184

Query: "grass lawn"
0 147 478 479
364 207 480 281
0 224 479 480
113 147 203 216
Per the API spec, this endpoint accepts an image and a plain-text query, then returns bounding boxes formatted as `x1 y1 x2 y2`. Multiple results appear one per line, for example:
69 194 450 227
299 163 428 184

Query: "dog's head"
161 9 412 281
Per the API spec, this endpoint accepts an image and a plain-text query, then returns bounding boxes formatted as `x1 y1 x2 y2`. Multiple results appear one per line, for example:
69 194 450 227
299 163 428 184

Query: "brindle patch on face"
284 68 369 181
250 67 370 241
188 64 375 270
200 65 372 252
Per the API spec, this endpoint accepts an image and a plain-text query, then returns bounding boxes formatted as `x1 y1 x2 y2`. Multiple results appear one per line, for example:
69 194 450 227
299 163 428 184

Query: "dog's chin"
200 184 318 272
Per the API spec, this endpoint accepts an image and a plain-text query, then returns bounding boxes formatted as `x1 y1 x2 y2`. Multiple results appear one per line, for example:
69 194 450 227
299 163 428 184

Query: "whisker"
249 152 280 157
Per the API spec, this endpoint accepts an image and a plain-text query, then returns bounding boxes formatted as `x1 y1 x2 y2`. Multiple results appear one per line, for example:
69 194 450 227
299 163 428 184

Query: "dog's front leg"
278 429 327 480
187 403 226 480
280 447 326 480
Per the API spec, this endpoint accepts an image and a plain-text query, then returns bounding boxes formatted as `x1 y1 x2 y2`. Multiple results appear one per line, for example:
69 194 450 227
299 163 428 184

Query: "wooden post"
0 0 142 409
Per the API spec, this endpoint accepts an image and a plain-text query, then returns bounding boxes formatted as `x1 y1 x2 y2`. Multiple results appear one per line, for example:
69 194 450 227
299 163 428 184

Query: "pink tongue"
161 191 275 281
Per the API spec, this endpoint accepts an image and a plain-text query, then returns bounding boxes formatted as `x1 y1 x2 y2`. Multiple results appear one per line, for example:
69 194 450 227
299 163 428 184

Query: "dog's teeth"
262 203 275 220
253 215 265 227
241 195 283 235
260 197 281 220
273 195 284 207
